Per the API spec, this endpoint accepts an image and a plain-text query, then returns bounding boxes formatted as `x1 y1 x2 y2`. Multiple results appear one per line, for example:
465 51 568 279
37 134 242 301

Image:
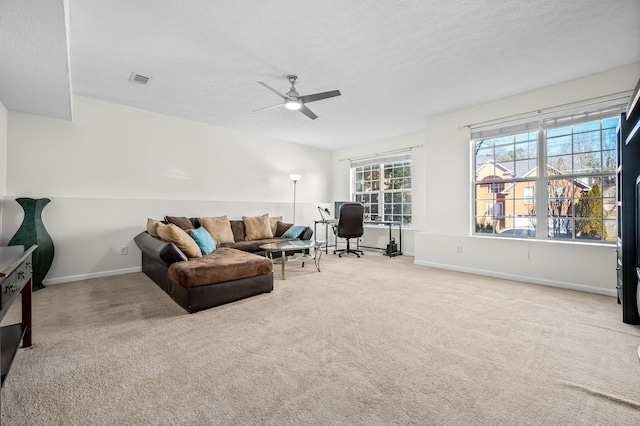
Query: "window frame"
351 155 412 227
472 104 624 243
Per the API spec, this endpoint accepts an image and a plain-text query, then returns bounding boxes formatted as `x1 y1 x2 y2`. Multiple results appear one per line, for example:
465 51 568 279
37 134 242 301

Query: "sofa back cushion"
199 216 235 245
146 218 164 237
243 214 274 241
230 220 245 242
157 223 202 258
164 216 194 231
269 216 283 236
274 221 294 237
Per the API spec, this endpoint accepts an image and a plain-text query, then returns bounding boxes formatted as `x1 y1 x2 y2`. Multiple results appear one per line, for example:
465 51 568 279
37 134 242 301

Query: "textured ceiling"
2 0 640 151
0 0 71 120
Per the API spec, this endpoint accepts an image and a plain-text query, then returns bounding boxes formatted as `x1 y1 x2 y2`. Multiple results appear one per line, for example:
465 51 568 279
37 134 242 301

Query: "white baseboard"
43 267 142 286
413 260 617 297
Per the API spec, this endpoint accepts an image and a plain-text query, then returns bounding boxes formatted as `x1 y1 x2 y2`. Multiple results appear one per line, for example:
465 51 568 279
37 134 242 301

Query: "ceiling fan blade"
252 103 283 112
257 81 290 99
299 90 341 104
299 105 318 120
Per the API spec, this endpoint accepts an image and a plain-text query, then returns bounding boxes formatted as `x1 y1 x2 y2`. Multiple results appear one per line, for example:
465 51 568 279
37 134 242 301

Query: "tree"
547 178 574 237
575 183 605 239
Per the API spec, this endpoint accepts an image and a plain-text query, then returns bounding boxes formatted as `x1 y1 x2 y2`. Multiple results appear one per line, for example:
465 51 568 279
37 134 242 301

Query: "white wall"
3 95 332 284
330 63 639 295
5 65 638 293
414 63 640 296
0 100 7 239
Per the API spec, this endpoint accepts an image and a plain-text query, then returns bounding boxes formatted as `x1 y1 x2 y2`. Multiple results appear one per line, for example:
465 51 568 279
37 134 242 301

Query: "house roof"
500 165 593 194
1 0 639 151
476 159 514 179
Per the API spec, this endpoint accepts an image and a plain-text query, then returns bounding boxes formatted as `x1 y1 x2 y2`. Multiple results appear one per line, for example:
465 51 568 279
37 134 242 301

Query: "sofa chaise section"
134 232 274 314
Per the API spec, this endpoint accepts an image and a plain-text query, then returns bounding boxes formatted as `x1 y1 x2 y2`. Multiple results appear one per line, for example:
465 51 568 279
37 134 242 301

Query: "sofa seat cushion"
168 248 273 288
221 237 298 253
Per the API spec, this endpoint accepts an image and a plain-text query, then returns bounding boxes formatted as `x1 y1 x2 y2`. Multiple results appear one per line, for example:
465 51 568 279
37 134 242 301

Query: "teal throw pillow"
189 227 216 255
281 225 307 239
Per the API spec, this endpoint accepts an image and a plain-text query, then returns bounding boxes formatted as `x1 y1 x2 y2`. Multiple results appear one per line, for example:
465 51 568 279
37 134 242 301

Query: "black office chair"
333 202 365 258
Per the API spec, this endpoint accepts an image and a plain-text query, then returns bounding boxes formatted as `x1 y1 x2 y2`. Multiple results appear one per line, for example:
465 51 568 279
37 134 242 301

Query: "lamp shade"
289 174 302 182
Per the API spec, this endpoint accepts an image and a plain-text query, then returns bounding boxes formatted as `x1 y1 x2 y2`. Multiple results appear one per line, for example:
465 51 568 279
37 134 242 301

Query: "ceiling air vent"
129 73 150 85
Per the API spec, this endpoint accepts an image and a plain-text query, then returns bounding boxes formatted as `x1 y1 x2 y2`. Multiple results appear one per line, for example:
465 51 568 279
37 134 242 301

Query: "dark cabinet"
617 77 640 325
0 245 36 420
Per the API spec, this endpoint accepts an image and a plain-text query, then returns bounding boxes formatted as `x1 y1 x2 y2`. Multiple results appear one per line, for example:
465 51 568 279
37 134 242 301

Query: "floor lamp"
289 174 302 223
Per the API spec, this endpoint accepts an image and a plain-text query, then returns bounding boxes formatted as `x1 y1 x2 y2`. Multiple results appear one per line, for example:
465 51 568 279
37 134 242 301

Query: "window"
545 115 618 241
352 154 411 226
472 104 623 242
474 124 538 236
487 182 504 194
523 187 534 205
486 202 503 217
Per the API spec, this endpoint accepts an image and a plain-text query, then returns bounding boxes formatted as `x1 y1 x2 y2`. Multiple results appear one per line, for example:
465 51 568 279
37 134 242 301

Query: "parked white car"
498 227 536 237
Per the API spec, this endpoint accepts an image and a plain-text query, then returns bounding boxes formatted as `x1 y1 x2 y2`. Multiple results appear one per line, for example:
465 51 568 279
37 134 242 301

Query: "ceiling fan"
254 75 341 120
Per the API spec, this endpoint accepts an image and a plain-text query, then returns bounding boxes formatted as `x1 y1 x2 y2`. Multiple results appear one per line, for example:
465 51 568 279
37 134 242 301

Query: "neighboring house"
476 160 592 235
475 160 514 231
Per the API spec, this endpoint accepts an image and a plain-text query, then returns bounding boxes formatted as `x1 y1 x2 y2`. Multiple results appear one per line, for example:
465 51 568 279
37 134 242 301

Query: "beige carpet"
2 252 640 425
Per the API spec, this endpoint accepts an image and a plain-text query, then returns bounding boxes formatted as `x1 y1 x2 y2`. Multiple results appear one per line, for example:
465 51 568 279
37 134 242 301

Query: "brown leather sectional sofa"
134 217 312 313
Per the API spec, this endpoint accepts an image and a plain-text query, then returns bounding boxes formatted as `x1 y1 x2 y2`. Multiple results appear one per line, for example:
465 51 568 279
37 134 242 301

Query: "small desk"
314 219 338 254
362 220 402 256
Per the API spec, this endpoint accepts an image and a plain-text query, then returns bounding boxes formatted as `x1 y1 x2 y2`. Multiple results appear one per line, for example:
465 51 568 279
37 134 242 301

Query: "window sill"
472 234 615 247
364 223 412 231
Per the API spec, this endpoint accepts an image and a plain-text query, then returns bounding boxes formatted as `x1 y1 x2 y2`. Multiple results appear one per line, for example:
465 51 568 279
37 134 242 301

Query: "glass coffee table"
260 240 324 280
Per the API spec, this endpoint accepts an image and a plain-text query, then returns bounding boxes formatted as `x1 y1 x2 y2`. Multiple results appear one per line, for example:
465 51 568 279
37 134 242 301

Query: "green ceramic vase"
8 198 55 291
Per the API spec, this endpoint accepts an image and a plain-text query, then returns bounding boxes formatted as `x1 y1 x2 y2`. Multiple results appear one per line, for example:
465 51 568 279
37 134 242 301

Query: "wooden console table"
0 245 36 422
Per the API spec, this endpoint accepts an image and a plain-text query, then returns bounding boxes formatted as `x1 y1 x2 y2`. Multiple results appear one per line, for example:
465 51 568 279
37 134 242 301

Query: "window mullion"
378 163 384 219
536 122 548 238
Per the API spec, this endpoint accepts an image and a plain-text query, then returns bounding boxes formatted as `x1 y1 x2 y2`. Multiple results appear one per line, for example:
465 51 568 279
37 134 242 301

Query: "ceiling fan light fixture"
256 75 340 120
285 99 302 110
